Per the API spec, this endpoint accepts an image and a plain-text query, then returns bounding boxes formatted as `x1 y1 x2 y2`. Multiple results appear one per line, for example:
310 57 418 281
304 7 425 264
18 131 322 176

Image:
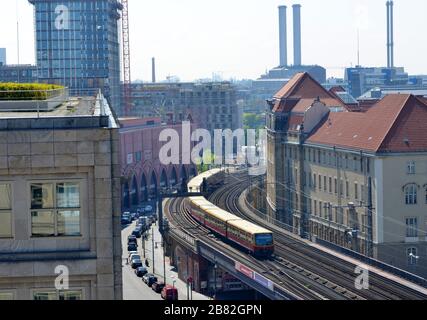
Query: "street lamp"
213 262 218 300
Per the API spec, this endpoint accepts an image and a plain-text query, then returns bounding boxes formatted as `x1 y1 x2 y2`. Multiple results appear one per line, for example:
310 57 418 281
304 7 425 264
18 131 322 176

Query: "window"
314 200 317 216
0 184 12 238
323 176 327 192
407 248 418 266
313 174 317 190
346 181 350 198
135 151 142 163
355 183 359 200
329 177 332 193
406 218 418 238
318 175 322 191
405 185 417 205
33 290 82 301
334 178 338 195
0 292 14 300
407 161 416 175
31 182 81 237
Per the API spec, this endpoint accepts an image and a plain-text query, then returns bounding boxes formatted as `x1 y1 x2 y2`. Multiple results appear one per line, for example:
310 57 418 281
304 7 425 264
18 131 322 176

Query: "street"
122 219 209 301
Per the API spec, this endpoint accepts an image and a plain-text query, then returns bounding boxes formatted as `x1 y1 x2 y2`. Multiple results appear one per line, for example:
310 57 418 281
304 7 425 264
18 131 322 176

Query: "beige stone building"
0 91 122 300
267 73 427 278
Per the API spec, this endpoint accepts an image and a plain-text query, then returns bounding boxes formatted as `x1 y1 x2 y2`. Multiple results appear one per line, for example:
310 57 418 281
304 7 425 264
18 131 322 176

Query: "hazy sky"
1 0 426 81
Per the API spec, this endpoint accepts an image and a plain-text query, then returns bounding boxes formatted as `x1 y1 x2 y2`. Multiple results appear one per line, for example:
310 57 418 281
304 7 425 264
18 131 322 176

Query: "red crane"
121 0 132 116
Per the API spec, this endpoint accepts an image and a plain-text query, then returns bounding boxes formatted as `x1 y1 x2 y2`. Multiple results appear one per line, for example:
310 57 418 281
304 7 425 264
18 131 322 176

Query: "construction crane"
121 0 132 116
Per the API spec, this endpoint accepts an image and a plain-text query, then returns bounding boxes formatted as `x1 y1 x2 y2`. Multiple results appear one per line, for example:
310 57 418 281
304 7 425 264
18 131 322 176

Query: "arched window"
405 185 417 205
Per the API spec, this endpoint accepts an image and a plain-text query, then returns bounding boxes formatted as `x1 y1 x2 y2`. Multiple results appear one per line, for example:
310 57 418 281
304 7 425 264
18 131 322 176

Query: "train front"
253 232 275 257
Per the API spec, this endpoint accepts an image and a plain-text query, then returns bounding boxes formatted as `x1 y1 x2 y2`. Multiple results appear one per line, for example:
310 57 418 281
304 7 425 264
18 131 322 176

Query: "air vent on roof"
404 138 410 145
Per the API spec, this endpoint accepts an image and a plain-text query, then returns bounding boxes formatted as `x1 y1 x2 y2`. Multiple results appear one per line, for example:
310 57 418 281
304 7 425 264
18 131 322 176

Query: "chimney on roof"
293 4 302 66
152 57 156 83
386 1 395 68
278 5 288 67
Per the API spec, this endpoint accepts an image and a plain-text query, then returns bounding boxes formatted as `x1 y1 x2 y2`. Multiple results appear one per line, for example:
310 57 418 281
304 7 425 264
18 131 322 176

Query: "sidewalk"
142 223 210 301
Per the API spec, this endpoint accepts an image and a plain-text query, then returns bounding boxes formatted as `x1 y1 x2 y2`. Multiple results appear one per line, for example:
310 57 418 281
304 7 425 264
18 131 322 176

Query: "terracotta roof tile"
307 94 427 153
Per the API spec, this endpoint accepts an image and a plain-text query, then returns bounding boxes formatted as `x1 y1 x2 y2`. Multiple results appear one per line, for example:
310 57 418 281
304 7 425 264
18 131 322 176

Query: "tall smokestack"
293 4 302 66
278 5 288 67
152 57 156 83
386 1 391 68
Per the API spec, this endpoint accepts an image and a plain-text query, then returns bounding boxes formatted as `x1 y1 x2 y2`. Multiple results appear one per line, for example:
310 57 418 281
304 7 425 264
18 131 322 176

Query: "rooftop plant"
0 83 64 101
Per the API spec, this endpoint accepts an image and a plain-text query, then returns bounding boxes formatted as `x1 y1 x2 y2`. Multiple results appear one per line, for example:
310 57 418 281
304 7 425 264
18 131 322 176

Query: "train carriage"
188 195 274 258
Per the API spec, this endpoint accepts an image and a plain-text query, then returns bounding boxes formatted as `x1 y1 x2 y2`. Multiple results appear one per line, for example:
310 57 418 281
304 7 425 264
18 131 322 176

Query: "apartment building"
267 72 427 278
0 89 122 300
130 82 243 134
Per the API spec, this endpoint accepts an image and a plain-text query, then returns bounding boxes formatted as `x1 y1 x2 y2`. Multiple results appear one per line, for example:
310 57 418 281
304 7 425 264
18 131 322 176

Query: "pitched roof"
307 94 427 153
272 72 347 113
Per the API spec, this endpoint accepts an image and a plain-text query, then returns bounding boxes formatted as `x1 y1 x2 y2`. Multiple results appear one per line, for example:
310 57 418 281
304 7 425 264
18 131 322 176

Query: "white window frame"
0 183 13 239
405 185 418 205
407 161 416 175
32 288 84 301
29 180 82 238
405 217 418 239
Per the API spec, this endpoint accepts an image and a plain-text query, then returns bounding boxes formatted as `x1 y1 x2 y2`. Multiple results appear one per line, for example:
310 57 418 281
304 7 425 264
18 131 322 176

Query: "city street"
122 219 209 301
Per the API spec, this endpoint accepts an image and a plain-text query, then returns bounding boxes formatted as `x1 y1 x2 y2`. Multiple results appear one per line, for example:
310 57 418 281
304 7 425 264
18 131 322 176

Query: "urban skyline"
1 0 427 82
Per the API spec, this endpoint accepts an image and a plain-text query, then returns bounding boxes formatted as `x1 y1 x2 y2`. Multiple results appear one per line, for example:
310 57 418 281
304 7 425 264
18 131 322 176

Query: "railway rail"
208 171 427 300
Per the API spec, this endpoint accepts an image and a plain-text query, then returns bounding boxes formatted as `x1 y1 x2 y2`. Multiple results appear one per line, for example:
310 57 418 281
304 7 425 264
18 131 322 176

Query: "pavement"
122 219 210 301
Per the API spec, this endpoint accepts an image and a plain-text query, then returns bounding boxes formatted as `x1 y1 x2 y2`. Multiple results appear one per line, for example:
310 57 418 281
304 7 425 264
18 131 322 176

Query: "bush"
0 83 64 101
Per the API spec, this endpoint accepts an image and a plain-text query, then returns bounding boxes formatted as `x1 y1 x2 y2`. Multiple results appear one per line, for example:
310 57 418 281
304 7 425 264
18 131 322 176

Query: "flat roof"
0 95 119 130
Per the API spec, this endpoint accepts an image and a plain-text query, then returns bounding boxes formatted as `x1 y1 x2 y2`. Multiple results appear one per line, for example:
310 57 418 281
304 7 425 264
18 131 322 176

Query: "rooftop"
0 88 119 130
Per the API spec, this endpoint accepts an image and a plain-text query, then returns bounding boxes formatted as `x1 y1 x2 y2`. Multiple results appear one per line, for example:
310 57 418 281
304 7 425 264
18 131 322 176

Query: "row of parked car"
126 219 178 300
121 205 155 226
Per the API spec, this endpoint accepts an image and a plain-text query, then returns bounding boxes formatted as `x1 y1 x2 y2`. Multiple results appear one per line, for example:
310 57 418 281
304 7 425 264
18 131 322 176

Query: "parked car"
131 258 143 269
127 243 138 252
130 212 137 221
121 214 131 225
128 235 137 245
135 267 148 277
128 251 138 259
161 286 178 301
142 273 154 284
132 227 143 238
129 254 141 262
152 282 165 293
146 275 158 287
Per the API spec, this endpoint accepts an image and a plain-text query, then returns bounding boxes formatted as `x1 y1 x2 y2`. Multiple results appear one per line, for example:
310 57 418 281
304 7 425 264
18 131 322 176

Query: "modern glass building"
28 0 122 113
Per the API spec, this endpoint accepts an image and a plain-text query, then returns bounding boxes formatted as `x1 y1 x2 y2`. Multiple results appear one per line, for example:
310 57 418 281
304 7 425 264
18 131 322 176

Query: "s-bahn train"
187 170 274 257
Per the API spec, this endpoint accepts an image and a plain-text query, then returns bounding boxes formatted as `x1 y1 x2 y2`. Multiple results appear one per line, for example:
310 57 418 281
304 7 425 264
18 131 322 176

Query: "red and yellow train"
187 170 274 257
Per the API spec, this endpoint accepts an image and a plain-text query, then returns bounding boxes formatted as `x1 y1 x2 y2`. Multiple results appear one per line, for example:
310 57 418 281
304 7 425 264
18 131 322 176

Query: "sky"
1 0 427 82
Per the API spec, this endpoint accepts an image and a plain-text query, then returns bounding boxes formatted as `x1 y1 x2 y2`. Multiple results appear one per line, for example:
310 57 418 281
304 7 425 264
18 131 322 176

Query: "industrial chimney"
386 1 394 68
152 57 156 83
278 5 288 67
293 4 302 66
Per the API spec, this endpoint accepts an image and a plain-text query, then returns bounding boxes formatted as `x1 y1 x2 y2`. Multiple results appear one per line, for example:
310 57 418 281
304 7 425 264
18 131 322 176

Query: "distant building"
0 89 122 300
267 72 427 278
0 65 38 83
129 82 243 135
28 0 122 114
253 65 327 100
119 117 197 211
0 48 6 65
345 66 410 99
